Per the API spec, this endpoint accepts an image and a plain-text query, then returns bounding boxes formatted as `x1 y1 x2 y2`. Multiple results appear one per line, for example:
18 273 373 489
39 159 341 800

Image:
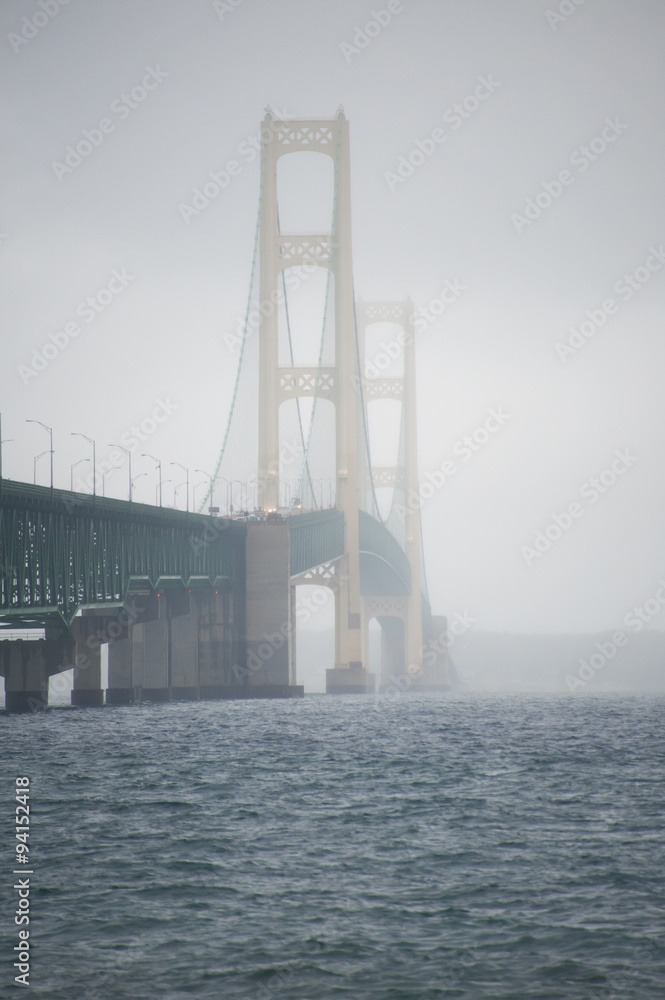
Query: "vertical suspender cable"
198 114 271 513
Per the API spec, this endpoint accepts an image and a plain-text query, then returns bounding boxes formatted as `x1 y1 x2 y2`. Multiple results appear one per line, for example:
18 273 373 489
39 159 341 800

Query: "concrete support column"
139 615 170 701
215 591 235 685
360 598 370 681
1 639 49 713
288 584 297 686
327 559 374 693
198 591 235 696
413 614 450 691
380 623 405 692
245 522 290 688
71 636 103 706
131 622 146 690
170 612 199 700
106 636 134 705
68 616 113 707
197 613 218 693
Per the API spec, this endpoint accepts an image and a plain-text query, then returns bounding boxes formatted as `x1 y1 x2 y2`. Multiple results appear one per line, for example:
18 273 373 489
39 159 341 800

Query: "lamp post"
26 420 53 489
160 479 172 506
230 479 245 513
100 468 111 497
142 453 162 506
33 450 49 485
173 481 187 509
109 443 131 501
70 458 90 492
170 462 189 511
131 472 147 501
194 469 216 511
0 411 13 493
192 480 207 510
219 477 231 514
71 433 96 495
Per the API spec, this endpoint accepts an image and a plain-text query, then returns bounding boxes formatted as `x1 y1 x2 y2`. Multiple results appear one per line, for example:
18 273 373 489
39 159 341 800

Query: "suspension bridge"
0 110 450 711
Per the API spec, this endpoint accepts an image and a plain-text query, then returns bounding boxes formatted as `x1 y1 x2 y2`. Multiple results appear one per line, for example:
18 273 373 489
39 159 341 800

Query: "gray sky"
2 0 665 635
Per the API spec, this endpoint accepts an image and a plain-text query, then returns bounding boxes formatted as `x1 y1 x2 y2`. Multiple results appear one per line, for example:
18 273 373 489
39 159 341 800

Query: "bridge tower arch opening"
276 150 335 235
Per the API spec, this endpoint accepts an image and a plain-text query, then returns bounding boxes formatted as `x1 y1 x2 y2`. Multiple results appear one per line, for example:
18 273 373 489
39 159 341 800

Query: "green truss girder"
0 482 245 627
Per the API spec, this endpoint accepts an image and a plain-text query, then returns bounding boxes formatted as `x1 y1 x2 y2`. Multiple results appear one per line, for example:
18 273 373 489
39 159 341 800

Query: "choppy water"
1 693 664 999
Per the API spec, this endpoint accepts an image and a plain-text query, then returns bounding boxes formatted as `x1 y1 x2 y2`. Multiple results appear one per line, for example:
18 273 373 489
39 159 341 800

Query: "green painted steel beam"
289 509 345 577
358 510 411 594
289 508 412 597
0 481 245 628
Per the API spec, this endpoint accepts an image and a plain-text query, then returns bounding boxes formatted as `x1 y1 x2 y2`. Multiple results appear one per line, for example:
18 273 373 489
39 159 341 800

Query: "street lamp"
159 479 172 506
131 472 147 501
142 453 162 506
71 432 96 495
26 420 53 488
170 462 189 511
100 468 111 497
219 477 232 514
192 479 207 510
70 458 90 492
194 469 216 511
109 443 132 501
0 413 13 487
0 413 9 480
34 450 50 485
231 480 246 512
173 480 187 509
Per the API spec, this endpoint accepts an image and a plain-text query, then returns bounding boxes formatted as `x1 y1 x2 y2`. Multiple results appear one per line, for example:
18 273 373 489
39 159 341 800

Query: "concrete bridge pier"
1 636 80 712
106 582 159 705
128 581 237 703
71 610 142 707
413 614 451 691
128 581 190 701
379 620 406 692
133 601 170 702
241 521 303 697
105 636 134 705
71 643 103 706
198 587 237 696
169 592 202 700
69 619 104 707
326 566 375 694
1 639 50 712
